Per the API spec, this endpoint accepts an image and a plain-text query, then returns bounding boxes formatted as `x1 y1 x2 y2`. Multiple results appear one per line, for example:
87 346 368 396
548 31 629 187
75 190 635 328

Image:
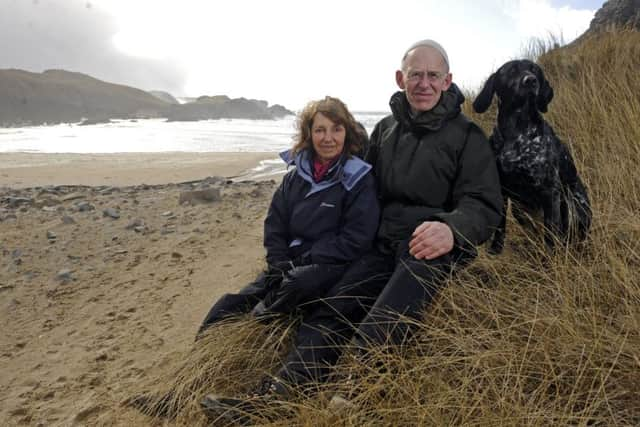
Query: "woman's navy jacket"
264 149 380 266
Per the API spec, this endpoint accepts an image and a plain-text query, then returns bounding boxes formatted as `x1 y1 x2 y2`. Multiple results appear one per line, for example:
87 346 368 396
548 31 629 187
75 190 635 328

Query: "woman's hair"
291 96 366 156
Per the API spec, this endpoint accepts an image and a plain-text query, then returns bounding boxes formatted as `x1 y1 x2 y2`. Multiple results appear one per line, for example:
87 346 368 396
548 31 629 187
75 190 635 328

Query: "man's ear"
473 72 496 113
442 72 452 91
395 70 406 90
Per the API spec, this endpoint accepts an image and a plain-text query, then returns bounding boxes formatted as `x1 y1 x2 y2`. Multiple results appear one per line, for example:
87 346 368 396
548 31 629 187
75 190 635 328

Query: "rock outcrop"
166 96 293 122
589 0 640 32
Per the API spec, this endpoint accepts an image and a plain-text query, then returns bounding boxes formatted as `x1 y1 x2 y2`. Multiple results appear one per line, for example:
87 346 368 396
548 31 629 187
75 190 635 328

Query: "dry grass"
125 30 640 426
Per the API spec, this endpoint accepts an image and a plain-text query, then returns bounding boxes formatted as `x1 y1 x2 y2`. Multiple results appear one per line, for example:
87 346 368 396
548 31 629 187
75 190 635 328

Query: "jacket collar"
389 83 465 133
279 149 371 196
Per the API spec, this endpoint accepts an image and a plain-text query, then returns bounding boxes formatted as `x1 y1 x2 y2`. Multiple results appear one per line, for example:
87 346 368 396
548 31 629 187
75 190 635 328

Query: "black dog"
473 59 591 254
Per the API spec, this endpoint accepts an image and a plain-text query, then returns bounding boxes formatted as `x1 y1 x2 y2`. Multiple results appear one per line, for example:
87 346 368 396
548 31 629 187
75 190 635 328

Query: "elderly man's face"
396 46 452 113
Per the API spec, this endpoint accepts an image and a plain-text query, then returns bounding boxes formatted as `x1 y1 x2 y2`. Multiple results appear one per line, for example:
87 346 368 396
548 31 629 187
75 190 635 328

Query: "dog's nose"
522 73 538 88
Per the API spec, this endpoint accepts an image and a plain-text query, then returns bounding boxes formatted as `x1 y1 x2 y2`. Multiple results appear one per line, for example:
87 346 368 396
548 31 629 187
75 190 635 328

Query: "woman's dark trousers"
277 240 465 384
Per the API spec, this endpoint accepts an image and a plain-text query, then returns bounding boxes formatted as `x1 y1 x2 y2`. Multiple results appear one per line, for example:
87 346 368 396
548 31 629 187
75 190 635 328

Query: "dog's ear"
473 73 496 113
536 74 554 113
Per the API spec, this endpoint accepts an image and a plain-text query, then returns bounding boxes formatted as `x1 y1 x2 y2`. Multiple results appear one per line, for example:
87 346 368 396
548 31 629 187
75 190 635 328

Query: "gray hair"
401 39 450 72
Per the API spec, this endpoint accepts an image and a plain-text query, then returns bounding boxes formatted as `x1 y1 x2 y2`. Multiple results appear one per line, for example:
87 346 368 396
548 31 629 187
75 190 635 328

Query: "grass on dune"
114 29 640 426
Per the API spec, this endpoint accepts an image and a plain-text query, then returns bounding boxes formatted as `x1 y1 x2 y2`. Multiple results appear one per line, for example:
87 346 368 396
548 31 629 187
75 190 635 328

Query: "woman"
197 96 379 336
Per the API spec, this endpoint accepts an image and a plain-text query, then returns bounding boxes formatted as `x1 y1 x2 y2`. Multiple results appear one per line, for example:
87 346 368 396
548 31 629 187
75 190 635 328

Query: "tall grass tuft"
124 30 640 426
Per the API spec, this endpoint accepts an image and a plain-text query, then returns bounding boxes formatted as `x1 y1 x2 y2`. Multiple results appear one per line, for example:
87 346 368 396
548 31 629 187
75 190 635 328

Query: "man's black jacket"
366 85 503 255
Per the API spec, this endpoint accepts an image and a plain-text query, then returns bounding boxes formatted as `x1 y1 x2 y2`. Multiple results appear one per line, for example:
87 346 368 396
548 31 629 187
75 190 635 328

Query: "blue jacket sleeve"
308 172 380 264
263 173 292 266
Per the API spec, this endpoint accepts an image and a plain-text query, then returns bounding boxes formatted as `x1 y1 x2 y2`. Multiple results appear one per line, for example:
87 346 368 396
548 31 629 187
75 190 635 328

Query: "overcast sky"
0 0 604 111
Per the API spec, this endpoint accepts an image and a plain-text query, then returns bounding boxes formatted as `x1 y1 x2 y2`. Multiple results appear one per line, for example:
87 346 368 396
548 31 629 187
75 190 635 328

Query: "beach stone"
179 188 221 205
103 208 120 219
12 249 22 259
202 176 226 185
99 187 118 195
161 210 174 217
125 218 144 230
61 215 76 225
62 192 84 202
35 197 61 208
6 197 33 208
75 201 95 212
46 231 57 241
55 269 73 282
37 187 61 196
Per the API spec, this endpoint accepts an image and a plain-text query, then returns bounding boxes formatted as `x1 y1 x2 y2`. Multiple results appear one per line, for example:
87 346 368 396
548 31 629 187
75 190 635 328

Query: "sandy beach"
0 152 279 425
0 152 279 188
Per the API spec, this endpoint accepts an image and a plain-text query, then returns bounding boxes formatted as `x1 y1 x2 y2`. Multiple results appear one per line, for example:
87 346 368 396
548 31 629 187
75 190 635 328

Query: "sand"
0 152 280 425
0 152 279 188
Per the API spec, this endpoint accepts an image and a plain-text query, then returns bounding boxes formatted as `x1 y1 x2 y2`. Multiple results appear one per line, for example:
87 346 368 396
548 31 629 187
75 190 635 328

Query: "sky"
0 0 604 111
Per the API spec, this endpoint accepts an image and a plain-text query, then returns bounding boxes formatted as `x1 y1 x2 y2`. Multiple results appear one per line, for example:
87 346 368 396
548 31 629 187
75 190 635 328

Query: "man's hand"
409 221 454 260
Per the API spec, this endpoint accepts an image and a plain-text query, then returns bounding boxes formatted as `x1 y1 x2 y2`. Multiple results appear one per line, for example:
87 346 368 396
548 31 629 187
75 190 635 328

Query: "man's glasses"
406 70 446 83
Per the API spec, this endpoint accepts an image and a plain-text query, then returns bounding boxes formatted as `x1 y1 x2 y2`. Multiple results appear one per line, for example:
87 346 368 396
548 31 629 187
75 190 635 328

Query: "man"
201 39 502 422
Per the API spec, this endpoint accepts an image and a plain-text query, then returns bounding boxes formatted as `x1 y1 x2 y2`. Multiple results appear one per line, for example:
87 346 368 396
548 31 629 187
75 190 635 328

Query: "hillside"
0 70 293 127
0 69 170 127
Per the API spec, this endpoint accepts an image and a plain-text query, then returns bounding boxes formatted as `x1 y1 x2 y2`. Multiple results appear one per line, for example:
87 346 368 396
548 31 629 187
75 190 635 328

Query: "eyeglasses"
406 70 447 83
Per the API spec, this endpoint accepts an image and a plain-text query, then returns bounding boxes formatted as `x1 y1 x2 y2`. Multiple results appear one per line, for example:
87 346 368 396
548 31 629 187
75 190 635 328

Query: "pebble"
178 188 221 205
76 201 95 212
61 215 76 225
103 208 120 219
55 269 73 281
61 192 84 202
125 218 144 230
46 231 57 241
6 197 33 208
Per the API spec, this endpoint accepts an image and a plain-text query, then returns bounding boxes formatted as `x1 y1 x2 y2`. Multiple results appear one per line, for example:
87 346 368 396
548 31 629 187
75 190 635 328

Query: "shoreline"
0 152 279 189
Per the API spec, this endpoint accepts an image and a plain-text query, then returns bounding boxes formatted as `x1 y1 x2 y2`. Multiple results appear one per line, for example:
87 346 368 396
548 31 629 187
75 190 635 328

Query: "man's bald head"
401 39 449 73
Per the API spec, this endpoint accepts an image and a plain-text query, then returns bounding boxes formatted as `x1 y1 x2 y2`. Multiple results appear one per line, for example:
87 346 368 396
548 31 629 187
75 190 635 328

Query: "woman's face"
311 112 346 163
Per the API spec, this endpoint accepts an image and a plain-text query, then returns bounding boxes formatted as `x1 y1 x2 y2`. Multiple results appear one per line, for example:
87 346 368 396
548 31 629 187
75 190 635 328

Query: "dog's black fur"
473 59 591 254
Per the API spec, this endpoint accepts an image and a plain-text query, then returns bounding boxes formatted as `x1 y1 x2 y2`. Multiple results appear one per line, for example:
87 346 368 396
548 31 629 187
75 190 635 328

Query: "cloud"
0 0 187 94
505 0 595 42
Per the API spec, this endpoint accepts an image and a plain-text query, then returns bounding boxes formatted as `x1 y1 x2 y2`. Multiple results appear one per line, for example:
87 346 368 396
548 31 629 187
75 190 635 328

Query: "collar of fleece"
279 148 371 198
390 82 465 133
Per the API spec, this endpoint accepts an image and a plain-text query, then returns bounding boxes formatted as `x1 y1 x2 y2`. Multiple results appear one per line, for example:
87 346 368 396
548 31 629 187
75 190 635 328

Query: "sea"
0 112 388 180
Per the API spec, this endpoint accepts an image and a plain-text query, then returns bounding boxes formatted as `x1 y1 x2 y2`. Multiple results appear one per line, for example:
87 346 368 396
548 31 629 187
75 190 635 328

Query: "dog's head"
473 59 554 114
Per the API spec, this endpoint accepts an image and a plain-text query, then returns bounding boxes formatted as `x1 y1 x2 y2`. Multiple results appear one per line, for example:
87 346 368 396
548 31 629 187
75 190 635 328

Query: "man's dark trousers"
277 239 466 384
